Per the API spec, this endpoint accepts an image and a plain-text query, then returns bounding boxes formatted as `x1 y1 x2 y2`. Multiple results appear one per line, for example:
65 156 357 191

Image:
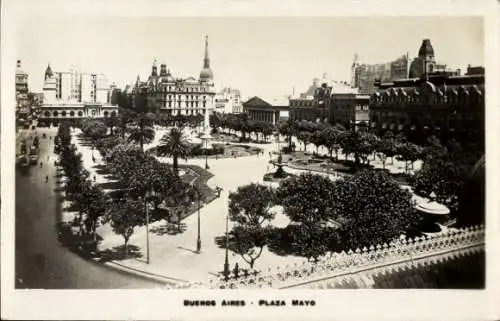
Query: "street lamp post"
196 188 202 253
144 191 153 264
204 138 209 170
223 203 230 281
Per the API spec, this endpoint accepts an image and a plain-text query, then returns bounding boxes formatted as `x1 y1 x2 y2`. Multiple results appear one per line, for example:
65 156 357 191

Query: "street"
15 127 162 289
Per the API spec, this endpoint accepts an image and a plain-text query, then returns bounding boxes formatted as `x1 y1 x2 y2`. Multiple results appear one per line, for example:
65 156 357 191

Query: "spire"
203 35 210 69
151 58 158 76
199 35 214 82
45 63 53 80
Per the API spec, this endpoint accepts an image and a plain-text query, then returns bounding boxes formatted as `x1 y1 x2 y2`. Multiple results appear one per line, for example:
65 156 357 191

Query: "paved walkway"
68 128 427 284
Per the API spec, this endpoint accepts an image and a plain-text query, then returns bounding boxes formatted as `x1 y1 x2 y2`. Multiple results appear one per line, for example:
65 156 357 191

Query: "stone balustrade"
204 225 485 289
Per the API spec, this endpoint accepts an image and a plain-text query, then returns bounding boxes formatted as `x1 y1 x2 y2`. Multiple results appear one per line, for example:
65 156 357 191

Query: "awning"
415 200 450 215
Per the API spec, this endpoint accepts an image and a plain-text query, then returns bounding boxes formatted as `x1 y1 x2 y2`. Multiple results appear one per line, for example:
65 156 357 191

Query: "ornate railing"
190 225 484 289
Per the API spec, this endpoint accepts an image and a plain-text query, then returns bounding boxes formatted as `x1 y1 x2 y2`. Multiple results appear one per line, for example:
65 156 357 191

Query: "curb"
92 257 192 286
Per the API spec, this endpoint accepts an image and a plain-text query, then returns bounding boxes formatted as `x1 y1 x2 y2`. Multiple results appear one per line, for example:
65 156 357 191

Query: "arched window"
53 111 59 117
104 111 109 117
44 111 50 117
61 111 67 117
111 111 117 117
70 111 75 117
78 111 83 117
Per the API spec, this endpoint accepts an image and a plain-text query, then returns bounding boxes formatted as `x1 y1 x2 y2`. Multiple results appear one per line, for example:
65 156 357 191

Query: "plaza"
53 123 431 285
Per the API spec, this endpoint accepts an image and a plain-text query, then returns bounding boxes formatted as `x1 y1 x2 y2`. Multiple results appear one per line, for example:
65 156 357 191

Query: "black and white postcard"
1 0 499 320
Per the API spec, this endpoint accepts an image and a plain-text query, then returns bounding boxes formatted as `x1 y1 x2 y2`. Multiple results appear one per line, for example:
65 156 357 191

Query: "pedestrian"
45 175 49 183
233 262 239 279
39 161 43 168
93 175 96 182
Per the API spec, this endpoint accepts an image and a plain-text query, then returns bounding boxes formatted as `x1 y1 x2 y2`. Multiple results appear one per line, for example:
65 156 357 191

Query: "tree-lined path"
15 127 164 289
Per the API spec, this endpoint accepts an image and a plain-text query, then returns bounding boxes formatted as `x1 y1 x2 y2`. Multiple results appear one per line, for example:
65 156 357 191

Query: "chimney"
456 69 461 76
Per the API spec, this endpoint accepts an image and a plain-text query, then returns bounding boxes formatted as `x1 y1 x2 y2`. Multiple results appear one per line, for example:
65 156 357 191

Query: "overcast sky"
16 16 483 101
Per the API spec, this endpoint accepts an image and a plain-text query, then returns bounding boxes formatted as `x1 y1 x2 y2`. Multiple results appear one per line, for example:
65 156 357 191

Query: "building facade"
329 93 370 130
16 60 30 121
243 96 289 125
352 53 410 94
289 75 336 122
214 87 243 114
130 36 215 119
38 64 118 125
369 69 485 147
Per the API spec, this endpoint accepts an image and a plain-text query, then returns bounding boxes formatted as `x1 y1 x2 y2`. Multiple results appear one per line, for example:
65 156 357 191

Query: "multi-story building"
329 92 370 130
352 53 410 94
289 74 341 122
214 87 243 114
15 60 30 122
38 64 118 126
369 65 485 147
130 36 215 121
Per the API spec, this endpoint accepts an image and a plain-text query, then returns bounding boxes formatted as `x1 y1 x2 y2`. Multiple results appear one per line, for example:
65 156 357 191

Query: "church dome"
200 68 213 81
418 39 435 57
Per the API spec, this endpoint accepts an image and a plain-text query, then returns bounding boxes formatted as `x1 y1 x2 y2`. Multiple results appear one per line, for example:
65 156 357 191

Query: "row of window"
160 101 207 108
146 86 209 93
154 95 207 101
42 110 117 117
371 90 483 106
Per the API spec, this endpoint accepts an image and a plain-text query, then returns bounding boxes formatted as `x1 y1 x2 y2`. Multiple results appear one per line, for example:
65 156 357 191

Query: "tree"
236 113 250 141
335 170 418 251
412 142 481 212
376 137 397 169
156 127 192 176
228 183 276 269
261 122 274 142
127 116 155 151
276 172 337 225
397 142 423 173
310 130 326 155
85 121 108 147
321 127 341 160
287 222 337 262
162 180 196 232
107 143 149 183
104 199 145 258
297 131 312 152
277 119 297 150
104 115 120 135
74 182 109 240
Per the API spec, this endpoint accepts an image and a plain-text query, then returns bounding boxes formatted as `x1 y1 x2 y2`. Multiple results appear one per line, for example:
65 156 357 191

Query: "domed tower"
43 63 57 103
160 63 167 77
418 38 436 78
199 35 214 83
151 59 158 77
